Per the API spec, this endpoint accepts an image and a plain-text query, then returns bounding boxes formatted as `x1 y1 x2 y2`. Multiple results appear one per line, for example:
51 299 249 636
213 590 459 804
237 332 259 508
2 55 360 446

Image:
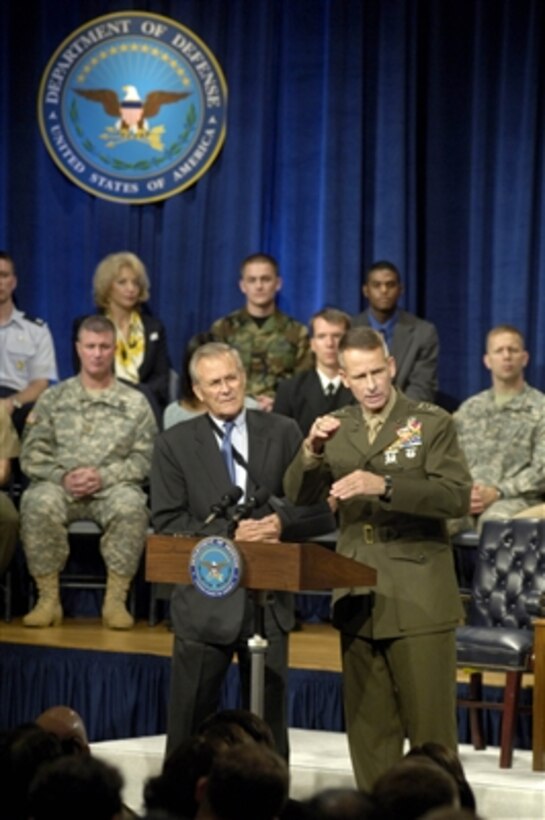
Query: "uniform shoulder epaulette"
20 312 45 326
415 401 442 414
332 405 356 419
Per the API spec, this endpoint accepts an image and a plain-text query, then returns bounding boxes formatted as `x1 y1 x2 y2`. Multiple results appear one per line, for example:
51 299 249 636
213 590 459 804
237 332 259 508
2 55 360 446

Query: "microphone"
202 486 243 526
230 486 271 524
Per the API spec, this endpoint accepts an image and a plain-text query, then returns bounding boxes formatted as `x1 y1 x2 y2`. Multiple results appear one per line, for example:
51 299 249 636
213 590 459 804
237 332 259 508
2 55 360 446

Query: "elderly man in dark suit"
150 342 333 759
284 327 471 791
352 260 439 402
273 307 353 435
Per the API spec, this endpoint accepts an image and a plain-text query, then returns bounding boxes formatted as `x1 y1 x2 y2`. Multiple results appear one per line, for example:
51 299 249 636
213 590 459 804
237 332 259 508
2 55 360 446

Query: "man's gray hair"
189 342 245 384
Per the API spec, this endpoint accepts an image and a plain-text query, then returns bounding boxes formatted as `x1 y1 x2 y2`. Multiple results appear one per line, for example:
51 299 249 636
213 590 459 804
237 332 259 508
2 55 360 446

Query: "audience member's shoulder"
277 371 308 392
30 377 78 407
454 389 491 416
351 310 368 327
522 383 545 405
141 311 167 332
122 385 160 419
18 311 52 333
276 309 308 331
398 309 438 333
210 307 245 329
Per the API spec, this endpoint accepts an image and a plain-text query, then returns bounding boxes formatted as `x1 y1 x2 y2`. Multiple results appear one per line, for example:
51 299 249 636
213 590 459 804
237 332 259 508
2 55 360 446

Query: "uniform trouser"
0 491 18 577
341 629 458 792
166 622 289 760
20 482 149 577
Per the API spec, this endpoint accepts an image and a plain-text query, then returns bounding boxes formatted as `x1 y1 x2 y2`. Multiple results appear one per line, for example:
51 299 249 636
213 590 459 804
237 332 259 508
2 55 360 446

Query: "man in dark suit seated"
352 260 439 402
273 307 353 435
150 342 334 759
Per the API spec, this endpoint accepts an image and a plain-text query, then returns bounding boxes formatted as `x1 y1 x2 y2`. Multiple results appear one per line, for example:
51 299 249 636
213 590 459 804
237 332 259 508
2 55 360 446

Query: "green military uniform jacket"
284 392 472 640
210 307 312 397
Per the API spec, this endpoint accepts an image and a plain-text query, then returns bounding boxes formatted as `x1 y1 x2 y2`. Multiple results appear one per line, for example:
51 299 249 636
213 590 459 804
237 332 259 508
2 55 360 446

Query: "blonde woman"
73 252 170 413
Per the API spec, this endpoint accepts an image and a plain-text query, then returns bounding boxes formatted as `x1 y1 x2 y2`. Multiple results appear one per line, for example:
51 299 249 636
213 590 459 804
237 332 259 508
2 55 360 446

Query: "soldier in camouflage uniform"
453 325 545 530
210 253 312 411
20 315 157 629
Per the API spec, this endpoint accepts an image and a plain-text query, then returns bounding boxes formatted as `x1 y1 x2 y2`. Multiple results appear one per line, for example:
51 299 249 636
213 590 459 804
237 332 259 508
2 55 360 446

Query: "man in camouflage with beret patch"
20 315 157 629
210 253 312 411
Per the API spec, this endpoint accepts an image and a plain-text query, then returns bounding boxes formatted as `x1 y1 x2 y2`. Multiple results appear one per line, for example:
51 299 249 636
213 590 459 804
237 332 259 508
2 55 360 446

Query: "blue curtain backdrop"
2 0 545 403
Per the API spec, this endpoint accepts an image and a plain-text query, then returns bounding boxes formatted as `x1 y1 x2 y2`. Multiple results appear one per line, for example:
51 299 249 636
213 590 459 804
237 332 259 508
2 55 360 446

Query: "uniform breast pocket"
6 337 34 378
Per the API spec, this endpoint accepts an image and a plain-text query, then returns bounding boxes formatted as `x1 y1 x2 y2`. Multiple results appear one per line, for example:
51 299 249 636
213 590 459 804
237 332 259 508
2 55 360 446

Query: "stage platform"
91 730 545 819
0 618 540 818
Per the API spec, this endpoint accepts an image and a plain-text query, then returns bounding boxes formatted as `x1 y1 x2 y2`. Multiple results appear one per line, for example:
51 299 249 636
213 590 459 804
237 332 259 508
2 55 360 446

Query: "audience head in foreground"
372 757 459 820
194 743 289 820
28 754 124 820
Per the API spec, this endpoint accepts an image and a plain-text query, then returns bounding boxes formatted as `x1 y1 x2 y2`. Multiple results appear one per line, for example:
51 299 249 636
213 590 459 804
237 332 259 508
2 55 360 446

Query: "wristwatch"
11 397 23 410
380 474 393 502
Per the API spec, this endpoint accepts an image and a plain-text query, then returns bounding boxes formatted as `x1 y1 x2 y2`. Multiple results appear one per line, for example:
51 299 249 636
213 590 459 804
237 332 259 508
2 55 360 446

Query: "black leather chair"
456 518 545 767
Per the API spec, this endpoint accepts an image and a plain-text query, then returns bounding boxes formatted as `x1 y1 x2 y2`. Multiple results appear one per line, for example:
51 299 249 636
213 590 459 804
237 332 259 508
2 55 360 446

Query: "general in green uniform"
284 327 471 790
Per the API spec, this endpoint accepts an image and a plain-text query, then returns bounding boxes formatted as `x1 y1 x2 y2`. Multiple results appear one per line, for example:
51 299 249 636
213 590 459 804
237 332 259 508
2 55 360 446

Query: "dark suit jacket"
273 369 354 436
72 312 170 408
352 309 439 402
284 393 471 640
151 410 334 644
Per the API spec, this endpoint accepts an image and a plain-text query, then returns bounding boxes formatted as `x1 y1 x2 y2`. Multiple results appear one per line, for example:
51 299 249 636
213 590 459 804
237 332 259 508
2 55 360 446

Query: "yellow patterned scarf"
110 311 145 383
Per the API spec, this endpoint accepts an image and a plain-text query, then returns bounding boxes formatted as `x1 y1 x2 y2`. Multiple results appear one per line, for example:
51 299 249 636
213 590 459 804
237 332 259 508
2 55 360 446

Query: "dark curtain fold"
0 644 532 748
2 1 545 403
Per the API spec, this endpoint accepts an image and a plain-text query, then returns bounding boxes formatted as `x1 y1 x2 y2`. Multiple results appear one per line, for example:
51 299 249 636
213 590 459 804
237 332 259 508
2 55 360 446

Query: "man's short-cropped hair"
338 327 389 367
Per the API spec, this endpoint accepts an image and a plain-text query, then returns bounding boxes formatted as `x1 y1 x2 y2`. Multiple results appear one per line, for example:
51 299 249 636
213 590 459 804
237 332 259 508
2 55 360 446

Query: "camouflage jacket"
454 384 545 500
21 377 157 489
210 307 312 397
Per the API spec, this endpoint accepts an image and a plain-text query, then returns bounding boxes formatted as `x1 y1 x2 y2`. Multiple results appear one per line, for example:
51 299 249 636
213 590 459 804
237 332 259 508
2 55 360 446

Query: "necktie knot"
325 382 336 397
367 416 382 444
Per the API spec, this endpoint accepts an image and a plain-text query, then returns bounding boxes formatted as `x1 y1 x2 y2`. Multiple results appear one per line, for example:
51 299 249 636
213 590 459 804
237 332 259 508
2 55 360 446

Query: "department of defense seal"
37 12 227 204
190 536 242 598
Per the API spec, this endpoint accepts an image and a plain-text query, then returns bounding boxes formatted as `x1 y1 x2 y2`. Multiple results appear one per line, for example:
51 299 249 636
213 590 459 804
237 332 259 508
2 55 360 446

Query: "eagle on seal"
73 84 189 135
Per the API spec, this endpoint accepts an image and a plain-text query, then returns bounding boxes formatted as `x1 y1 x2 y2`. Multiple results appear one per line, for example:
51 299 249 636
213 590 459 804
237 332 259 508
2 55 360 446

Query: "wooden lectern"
146 533 377 716
146 533 377 590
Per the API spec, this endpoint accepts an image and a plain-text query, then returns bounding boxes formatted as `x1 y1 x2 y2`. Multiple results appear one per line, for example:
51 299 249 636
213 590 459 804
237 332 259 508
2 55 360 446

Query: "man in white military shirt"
0 251 58 433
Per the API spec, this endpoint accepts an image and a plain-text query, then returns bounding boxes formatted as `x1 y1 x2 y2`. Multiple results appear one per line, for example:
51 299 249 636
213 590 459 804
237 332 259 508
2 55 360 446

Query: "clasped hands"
469 483 501 515
234 513 282 542
62 467 102 499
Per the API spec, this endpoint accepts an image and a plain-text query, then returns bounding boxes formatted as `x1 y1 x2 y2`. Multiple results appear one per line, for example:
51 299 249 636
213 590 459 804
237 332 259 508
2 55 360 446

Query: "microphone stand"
248 590 269 717
228 489 271 718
